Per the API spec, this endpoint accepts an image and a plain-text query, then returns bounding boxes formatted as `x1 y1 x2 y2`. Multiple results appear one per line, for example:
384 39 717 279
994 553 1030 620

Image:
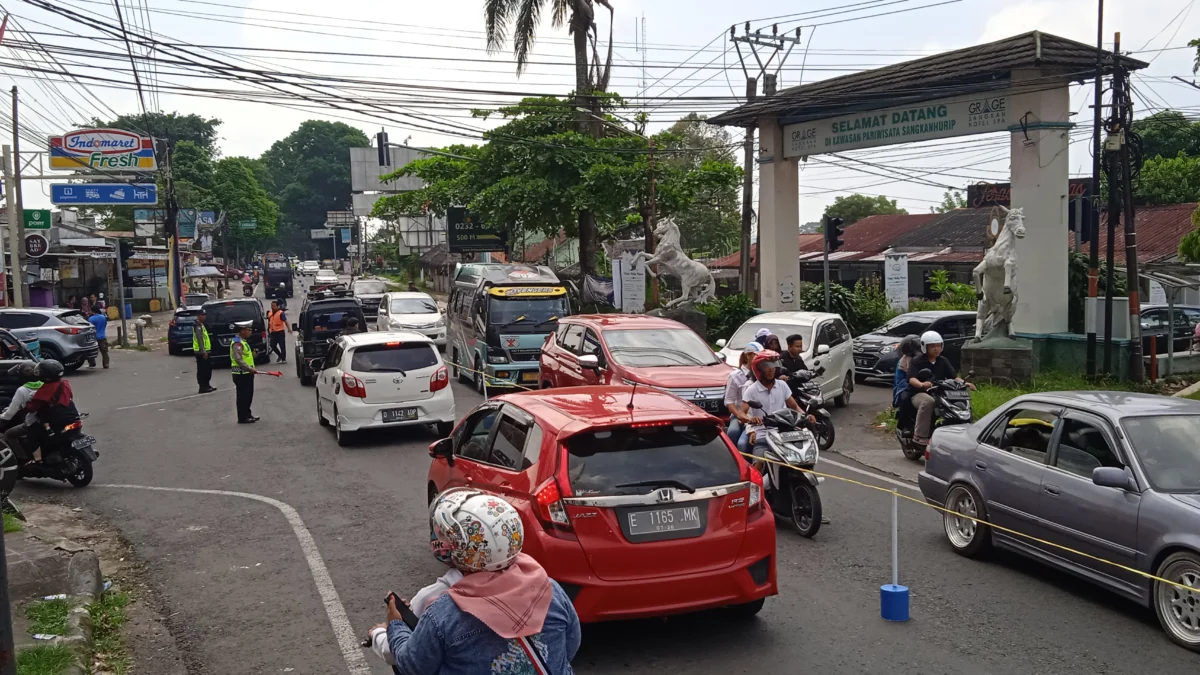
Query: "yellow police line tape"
740 450 1199 594
449 359 1197 595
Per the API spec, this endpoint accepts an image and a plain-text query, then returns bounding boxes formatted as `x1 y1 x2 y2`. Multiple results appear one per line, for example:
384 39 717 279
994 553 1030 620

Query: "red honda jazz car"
426 385 777 622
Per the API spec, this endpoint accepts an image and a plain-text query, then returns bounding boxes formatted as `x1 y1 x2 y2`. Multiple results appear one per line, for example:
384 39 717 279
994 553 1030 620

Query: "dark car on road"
0 308 98 372
1138 304 1200 356
200 299 269 367
167 308 202 356
919 391 1200 652
293 289 366 386
351 278 387 321
853 310 976 382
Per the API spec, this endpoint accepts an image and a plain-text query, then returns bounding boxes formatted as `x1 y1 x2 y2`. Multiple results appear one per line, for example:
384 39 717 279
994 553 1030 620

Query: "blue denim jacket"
387 580 581 675
892 366 907 408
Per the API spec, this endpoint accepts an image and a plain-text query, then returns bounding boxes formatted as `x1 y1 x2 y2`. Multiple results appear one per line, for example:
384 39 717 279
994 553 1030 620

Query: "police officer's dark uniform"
230 321 259 423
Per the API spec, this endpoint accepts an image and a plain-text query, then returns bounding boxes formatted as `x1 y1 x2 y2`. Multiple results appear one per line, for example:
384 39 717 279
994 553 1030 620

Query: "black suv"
200 298 270 368
853 310 977 382
293 289 366 386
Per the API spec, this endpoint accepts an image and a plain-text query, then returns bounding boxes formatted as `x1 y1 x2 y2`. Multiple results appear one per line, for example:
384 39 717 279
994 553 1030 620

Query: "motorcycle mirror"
918 368 933 380
747 400 763 409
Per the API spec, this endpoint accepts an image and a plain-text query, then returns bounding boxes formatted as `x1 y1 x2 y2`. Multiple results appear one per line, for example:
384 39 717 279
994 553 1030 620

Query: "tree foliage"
824 193 907 225
1132 110 1200 160
931 190 967 213
94 112 221 154
1177 206 1200 263
1135 153 1200 206
371 97 742 257
212 157 279 249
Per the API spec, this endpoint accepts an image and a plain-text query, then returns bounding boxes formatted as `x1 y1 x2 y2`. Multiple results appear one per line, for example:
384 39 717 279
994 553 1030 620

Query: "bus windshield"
487 296 568 327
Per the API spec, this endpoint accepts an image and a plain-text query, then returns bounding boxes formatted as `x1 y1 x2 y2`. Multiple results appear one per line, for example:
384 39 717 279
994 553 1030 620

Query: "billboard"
49 129 157 171
447 207 506 253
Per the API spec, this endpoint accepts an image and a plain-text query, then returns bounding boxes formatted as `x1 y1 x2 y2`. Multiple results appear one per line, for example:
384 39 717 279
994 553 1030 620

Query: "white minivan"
377 292 446 346
717 311 856 407
314 332 455 446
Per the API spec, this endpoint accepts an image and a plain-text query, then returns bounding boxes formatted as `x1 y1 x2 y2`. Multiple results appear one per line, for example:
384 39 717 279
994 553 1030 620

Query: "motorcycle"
746 400 824 537
895 368 973 461
0 413 98 499
785 366 834 451
242 282 254 297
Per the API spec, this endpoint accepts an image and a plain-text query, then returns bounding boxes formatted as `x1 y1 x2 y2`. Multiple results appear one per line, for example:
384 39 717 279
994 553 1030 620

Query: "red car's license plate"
627 506 702 536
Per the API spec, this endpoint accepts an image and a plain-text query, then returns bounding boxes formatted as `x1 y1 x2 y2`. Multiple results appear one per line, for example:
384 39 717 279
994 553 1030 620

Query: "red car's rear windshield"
564 423 740 497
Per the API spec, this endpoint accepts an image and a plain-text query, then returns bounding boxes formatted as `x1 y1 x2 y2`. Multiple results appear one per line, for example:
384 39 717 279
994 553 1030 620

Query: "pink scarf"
448 553 553 639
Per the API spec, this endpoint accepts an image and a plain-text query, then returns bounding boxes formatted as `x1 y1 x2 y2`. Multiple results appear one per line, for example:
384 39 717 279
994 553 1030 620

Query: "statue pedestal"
961 327 1033 386
648 304 708 339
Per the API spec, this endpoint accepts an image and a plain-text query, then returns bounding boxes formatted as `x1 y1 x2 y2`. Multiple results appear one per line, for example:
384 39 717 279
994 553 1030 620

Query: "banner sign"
968 178 1091 208
326 211 355 228
884 253 909 312
784 90 1012 158
310 228 333 239
51 183 157 205
606 239 646 313
447 207 506 253
239 219 257 230
134 208 166 223
23 209 51 230
198 211 217 230
340 227 351 244
178 209 197 239
49 128 157 171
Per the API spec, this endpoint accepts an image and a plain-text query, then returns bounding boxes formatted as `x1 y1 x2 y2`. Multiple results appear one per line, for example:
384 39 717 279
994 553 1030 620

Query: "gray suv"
0 308 99 371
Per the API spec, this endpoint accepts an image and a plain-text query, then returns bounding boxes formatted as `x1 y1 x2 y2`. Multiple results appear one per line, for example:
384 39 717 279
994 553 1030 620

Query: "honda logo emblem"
655 488 674 503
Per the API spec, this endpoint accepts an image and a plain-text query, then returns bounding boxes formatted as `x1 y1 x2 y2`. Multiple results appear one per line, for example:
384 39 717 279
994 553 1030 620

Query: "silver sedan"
918 391 1200 652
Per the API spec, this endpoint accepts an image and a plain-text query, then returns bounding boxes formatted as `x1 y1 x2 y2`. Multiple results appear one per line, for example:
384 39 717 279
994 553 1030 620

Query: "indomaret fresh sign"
49 128 157 171
783 90 1011 158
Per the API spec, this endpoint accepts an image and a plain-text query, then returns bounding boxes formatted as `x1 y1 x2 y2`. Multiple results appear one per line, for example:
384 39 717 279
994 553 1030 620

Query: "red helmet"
751 349 784 379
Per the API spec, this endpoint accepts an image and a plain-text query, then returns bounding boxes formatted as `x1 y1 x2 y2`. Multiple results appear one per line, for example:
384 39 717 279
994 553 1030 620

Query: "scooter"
0 413 98 499
746 400 824 538
786 366 834 451
895 368 973 461
242 282 254 297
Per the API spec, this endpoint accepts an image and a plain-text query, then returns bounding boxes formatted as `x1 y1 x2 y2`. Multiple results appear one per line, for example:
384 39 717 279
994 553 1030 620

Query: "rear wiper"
369 367 407 374
614 479 696 493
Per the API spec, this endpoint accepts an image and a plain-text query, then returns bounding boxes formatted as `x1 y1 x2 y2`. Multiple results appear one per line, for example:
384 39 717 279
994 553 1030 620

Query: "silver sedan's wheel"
1154 552 1200 652
942 484 990 557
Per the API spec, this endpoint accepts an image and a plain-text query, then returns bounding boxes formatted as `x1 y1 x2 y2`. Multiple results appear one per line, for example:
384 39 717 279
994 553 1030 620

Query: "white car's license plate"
627 506 702 536
778 430 806 442
381 407 418 423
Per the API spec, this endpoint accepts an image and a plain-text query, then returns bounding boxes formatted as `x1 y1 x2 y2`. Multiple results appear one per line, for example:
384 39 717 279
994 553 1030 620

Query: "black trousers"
233 373 255 421
195 354 212 391
269 331 287 362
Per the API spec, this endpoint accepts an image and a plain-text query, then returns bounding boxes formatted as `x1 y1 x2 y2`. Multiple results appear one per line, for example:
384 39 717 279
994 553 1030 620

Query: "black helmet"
899 334 923 358
36 359 64 382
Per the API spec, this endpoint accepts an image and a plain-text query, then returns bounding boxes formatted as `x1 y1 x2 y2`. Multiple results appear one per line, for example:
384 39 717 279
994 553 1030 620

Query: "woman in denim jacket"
382 490 581 674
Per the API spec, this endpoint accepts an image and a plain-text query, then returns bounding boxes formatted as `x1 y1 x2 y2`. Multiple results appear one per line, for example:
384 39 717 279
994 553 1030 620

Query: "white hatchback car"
716 311 856 407
314 332 455 446
377 292 446 346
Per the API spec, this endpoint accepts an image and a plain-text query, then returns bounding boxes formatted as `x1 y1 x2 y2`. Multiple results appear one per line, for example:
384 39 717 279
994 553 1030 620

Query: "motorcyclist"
778 334 808 381
21 360 80 464
377 490 581 674
0 362 42 463
893 334 923 412
724 342 762 454
739 350 805 459
907 331 975 449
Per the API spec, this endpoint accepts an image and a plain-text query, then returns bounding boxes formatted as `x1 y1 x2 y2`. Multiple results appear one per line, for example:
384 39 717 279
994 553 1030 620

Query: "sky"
6 0 1199 224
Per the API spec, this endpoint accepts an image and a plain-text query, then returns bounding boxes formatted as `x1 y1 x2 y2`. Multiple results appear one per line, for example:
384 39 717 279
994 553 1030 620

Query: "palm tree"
483 0 614 276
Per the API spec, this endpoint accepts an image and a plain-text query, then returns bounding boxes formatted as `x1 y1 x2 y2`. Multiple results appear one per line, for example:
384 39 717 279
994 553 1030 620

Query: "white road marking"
821 457 921 493
98 484 371 675
115 389 229 411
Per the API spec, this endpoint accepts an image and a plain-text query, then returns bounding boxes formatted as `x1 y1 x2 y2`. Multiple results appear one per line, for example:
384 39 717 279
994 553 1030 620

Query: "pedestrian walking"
87 307 110 369
80 293 91 317
193 309 215 394
230 321 259 423
266 300 288 363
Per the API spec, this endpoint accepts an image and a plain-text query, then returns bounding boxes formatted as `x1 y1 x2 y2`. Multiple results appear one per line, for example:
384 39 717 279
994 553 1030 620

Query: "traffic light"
376 129 390 167
825 216 845 252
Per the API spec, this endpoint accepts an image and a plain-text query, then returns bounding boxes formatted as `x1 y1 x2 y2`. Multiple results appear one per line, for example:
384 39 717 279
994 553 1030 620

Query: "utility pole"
731 22 802 305
1112 33 1144 383
10 87 27 307
2 146 22 309
1102 33 1121 376
1085 0 1105 378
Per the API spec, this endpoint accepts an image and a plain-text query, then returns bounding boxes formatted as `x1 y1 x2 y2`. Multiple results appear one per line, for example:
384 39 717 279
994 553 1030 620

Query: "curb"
11 532 103 675
1172 379 1200 397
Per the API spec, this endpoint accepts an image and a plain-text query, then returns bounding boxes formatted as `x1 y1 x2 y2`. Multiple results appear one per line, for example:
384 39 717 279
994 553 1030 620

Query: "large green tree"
1132 110 1200 160
1135 153 1200 206
931 189 966 213
94 111 221 154
260 120 368 253
824 193 908 225
483 0 616 276
212 157 280 253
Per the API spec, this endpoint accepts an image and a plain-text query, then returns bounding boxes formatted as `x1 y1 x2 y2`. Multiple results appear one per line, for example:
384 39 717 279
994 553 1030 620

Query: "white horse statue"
638 218 716 308
972 205 1026 339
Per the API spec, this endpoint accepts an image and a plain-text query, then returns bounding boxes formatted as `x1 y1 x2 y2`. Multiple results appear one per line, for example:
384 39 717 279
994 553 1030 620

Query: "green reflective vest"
230 336 255 374
192 325 210 352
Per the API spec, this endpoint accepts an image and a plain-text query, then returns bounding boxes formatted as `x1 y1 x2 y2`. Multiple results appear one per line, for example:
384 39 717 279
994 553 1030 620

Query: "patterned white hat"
431 490 524 573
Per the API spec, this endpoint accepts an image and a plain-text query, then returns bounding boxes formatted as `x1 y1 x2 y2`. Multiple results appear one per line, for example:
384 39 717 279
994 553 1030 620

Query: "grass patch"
88 591 131 675
4 512 23 533
16 644 74 675
875 406 898 432
1186 389 1200 401
158 336 168 342
25 599 69 636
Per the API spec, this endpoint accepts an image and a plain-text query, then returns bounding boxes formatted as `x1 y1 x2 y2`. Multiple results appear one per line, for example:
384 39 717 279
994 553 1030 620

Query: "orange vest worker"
268 309 287 334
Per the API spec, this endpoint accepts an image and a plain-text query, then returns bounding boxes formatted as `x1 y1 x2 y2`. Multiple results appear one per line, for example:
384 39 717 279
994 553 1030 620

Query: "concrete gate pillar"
1009 69 1072 335
757 116 801 311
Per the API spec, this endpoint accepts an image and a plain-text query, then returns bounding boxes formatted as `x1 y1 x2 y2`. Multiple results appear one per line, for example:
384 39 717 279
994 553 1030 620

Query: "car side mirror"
291 323 298 331
1092 466 1135 491
816 344 830 356
577 354 600 371
429 437 454 466
716 338 728 348
917 368 933 380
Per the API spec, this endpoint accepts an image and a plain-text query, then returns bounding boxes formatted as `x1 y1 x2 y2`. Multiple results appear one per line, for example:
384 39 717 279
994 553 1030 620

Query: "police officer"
193 309 215 394
230 320 259 423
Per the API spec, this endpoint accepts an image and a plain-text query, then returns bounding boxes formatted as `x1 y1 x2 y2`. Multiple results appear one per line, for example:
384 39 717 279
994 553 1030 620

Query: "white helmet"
430 490 524 573
920 330 944 351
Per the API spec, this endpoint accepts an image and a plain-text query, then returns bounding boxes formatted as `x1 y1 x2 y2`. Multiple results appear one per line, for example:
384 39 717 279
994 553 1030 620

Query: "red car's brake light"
630 420 674 429
429 365 449 392
534 478 571 529
747 464 764 512
342 373 367 398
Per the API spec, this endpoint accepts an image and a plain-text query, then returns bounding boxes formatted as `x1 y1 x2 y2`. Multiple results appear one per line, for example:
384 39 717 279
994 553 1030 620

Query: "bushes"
799 278 897 336
697 293 758 344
